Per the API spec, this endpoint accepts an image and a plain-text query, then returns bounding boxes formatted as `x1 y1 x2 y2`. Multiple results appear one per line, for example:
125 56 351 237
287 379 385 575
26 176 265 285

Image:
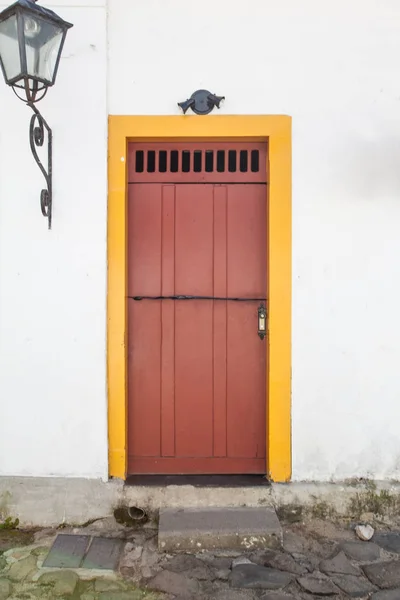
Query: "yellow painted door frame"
107 115 292 482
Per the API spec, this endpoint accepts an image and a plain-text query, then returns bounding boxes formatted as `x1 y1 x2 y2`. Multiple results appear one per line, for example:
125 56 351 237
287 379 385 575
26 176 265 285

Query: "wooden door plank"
161 185 176 457
128 183 162 458
213 185 228 458
227 184 267 460
174 185 214 458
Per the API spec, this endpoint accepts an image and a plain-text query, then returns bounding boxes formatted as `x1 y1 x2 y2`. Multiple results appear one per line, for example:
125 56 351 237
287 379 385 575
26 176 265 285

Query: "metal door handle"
258 304 267 340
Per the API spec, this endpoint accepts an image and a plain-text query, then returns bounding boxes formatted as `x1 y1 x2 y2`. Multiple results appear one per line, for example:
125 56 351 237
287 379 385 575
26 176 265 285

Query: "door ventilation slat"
128 143 267 183
135 149 259 174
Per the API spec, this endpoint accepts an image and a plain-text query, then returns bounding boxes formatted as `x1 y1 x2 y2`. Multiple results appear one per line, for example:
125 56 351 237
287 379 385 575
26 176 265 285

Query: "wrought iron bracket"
28 102 52 229
178 89 225 115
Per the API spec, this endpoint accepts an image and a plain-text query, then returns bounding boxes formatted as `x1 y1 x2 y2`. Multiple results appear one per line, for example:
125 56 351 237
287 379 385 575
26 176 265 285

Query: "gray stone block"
340 541 381 562
229 564 293 590
320 551 360 575
331 574 376 597
158 507 282 552
262 550 308 575
373 533 400 555
163 554 213 579
297 573 340 595
148 570 199 596
363 561 400 589
372 590 400 600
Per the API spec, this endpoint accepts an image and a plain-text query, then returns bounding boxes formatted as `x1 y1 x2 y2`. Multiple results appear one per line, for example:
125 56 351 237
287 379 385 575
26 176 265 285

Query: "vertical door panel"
175 186 214 296
128 302 161 457
213 186 228 458
227 185 267 299
174 187 214 457
227 301 266 458
127 183 161 297
175 301 213 457
160 186 176 456
226 185 267 458
128 184 162 457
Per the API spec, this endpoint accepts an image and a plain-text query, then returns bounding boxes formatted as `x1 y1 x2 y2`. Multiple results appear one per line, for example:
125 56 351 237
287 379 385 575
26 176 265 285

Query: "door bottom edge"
125 473 270 487
128 456 266 475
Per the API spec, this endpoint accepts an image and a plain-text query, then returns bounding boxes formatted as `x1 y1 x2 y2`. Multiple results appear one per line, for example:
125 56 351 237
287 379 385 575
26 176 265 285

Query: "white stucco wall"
1 0 400 482
0 0 108 478
108 0 400 481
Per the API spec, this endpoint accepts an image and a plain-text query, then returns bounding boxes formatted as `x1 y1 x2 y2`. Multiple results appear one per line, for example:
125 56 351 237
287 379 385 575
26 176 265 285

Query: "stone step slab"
158 507 282 553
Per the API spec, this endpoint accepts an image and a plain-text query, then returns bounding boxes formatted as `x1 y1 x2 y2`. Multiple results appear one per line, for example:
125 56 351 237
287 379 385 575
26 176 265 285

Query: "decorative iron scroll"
28 103 53 229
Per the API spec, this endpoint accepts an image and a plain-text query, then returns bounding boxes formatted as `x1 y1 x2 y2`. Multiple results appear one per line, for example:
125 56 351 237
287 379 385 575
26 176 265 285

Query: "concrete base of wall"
1 476 400 527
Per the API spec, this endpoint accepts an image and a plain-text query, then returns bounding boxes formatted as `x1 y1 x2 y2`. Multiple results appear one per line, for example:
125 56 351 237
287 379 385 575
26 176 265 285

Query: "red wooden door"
127 143 267 474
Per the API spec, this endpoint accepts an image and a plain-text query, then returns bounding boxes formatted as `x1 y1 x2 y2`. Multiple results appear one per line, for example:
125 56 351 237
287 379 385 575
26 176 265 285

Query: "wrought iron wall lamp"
178 89 225 115
0 0 73 229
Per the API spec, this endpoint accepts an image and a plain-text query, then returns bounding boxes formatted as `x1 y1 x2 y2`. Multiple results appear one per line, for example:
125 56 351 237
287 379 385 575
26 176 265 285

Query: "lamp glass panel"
0 14 21 82
23 14 63 83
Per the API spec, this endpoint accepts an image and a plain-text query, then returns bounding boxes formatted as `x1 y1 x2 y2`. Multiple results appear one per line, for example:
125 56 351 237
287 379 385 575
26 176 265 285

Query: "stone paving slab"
43 534 91 568
43 534 123 571
82 538 124 570
158 507 282 552
229 564 293 590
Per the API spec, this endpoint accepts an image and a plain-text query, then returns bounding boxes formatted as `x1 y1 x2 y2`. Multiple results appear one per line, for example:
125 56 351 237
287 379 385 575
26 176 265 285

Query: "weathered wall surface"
1 0 400 481
0 0 108 478
107 0 400 481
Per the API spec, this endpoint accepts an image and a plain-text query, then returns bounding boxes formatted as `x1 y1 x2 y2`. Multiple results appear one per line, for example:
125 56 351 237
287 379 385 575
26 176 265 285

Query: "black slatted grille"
134 149 261 174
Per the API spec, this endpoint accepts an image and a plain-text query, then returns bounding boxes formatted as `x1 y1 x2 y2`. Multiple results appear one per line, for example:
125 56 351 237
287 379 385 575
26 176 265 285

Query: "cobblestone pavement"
1 515 400 599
